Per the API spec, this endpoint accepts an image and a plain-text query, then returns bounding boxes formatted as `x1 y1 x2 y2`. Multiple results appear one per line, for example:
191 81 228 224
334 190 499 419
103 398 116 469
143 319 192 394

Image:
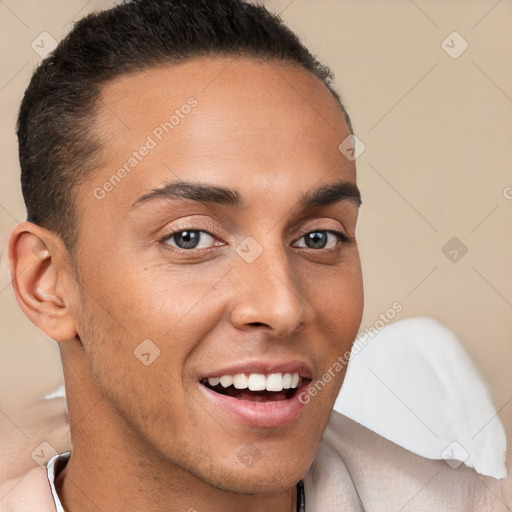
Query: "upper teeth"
207 373 300 392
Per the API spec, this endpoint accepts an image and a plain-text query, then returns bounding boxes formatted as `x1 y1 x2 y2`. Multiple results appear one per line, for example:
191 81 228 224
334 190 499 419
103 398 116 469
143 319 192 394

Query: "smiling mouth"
200 373 311 403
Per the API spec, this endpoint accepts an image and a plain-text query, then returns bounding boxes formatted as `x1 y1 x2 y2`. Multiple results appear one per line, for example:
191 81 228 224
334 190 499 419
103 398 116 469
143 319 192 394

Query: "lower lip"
197 381 310 428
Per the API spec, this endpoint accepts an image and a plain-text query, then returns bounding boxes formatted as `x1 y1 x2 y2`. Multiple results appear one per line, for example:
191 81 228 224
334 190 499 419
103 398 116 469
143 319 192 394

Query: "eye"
294 230 346 249
162 230 217 250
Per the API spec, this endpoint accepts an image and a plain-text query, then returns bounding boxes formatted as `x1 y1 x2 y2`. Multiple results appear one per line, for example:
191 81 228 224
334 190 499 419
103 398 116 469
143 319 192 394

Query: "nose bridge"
230 235 313 334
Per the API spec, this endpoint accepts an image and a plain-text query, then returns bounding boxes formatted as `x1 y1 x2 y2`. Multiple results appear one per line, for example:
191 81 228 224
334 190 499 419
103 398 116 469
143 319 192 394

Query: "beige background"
1 0 511 475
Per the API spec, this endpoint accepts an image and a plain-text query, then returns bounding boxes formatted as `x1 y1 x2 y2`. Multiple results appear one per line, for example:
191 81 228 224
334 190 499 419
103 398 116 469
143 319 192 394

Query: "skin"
9 57 364 512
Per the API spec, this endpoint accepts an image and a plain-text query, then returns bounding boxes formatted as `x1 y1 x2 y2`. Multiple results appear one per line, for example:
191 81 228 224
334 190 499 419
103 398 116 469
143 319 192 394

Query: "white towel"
334 316 508 479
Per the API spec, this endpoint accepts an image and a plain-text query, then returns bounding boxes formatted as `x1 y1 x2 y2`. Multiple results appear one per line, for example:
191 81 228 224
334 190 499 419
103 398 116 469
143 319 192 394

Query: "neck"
55 449 297 512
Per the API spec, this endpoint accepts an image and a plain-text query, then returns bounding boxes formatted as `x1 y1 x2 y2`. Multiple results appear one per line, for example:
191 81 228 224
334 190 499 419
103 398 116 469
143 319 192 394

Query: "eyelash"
158 228 354 254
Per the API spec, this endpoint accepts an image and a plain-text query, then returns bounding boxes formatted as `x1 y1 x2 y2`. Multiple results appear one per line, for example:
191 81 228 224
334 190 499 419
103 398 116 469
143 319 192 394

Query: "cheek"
304 249 363 329
82 256 229 338
304 252 363 388
71 245 233 407
73 285 206 440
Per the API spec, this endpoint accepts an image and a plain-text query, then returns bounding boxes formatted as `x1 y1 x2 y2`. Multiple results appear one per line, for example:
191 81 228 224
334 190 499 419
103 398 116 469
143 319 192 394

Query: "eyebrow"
130 179 361 211
297 181 361 210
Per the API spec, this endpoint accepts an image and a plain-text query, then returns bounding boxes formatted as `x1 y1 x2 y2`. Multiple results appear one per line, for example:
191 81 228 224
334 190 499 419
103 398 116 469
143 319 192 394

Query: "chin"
207 466 306 496
201 445 314 495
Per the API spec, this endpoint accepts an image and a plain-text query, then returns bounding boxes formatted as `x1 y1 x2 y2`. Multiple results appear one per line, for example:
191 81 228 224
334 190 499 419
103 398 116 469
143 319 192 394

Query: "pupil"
175 230 200 249
306 231 327 249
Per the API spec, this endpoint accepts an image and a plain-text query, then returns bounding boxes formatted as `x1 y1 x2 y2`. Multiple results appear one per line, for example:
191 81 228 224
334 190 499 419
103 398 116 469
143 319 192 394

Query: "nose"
229 244 315 337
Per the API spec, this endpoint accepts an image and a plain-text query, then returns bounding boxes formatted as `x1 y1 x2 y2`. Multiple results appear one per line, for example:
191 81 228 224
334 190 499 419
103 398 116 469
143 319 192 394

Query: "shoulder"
0 466 55 512
319 411 512 512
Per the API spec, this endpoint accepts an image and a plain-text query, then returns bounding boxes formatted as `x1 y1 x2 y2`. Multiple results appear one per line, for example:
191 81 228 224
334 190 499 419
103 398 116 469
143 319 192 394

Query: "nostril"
248 322 267 327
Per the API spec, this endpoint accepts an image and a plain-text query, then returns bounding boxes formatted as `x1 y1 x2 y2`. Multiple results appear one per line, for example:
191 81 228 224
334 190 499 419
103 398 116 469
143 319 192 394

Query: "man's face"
67 57 363 492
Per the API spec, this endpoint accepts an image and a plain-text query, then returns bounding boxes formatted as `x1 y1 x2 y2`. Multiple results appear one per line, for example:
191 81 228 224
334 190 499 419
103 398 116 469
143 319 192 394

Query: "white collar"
46 451 71 512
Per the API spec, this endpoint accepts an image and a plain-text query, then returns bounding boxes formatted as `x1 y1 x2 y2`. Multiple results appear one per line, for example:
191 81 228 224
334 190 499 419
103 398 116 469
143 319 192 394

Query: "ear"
8 222 78 342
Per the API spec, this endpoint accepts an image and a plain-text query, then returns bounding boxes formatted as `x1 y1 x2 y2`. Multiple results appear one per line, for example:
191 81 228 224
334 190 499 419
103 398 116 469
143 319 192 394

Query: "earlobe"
8 222 78 342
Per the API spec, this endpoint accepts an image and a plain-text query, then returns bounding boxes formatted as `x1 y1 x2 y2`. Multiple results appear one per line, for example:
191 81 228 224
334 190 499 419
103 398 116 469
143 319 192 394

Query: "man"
3 1 510 510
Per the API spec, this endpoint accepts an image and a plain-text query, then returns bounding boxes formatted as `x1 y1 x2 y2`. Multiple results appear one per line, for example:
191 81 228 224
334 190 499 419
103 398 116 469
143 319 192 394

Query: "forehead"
85 57 355 216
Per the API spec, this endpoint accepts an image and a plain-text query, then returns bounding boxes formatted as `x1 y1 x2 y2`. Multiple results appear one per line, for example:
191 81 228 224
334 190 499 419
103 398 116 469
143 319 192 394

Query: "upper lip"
199 360 313 380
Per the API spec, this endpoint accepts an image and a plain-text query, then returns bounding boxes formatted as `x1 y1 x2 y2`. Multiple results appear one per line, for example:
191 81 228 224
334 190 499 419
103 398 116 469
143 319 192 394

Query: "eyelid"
156 215 354 255
159 228 224 248
293 225 353 244
292 229 354 248
157 215 226 241
158 229 351 259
